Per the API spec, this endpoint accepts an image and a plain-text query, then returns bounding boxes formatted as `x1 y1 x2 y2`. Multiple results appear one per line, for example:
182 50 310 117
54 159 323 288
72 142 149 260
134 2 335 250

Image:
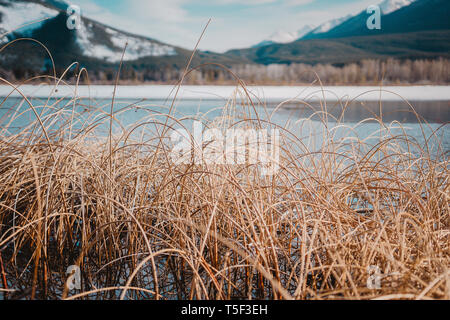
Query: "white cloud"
209 0 316 5
284 0 315 6
125 0 189 23
213 0 277 5
71 0 190 24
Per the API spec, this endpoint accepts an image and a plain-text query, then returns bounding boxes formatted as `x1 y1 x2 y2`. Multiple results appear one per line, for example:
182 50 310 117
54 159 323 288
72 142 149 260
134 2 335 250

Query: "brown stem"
0 252 8 295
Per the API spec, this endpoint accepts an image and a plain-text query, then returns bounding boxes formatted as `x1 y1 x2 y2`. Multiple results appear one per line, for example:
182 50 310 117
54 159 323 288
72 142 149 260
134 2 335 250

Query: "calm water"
0 97 449 153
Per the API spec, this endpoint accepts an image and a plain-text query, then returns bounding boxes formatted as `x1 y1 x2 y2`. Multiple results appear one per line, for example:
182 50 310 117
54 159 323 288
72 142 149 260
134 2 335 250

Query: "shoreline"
1 84 449 102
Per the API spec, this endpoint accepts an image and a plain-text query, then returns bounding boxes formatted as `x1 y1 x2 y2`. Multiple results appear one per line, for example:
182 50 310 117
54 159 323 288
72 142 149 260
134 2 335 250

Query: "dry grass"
0 71 448 300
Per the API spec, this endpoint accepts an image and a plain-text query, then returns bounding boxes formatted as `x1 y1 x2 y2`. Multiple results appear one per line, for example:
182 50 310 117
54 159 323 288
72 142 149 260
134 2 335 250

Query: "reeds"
0 71 448 300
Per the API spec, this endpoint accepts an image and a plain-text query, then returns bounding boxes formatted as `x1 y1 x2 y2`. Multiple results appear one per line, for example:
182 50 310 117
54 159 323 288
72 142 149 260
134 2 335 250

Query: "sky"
68 0 380 52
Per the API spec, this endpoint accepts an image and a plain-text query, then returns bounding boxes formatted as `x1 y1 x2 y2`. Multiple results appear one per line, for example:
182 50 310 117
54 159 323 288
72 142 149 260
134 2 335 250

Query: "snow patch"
255 25 315 47
0 0 176 62
310 15 353 35
2 85 449 102
378 0 416 15
76 21 176 63
106 28 176 61
0 0 58 39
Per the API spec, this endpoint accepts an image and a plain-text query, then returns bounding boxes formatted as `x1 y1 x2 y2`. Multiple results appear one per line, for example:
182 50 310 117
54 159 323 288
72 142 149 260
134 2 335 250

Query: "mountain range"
0 0 448 82
255 0 416 45
0 0 249 80
228 0 450 65
253 25 315 48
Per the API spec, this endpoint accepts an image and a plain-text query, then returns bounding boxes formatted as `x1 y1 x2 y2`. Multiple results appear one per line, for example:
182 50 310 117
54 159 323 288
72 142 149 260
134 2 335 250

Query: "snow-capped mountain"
254 25 315 47
301 0 418 39
282 0 416 39
74 20 176 63
254 31 299 47
296 25 316 38
379 0 416 14
0 0 177 63
308 15 353 36
227 0 449 66
0 1 58 39
303 0 424 40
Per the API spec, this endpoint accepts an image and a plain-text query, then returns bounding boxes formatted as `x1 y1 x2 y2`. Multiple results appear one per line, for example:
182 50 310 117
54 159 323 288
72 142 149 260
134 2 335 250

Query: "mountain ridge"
254 25 315 48
227 0 450 65
0 0 251 81
0 0 448 83
256 0 418 47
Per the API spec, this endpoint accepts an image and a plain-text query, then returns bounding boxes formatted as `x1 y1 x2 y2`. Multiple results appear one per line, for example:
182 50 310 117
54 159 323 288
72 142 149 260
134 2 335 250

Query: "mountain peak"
0 0 58 38
270 0 417 42
0 0 178 63
267 30 299 43
308 15 353 36
379 0 416 14
254 25 315 47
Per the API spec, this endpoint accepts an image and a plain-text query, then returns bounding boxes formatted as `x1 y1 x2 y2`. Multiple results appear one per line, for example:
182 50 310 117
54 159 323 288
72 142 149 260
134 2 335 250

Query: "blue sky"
68 0 379 52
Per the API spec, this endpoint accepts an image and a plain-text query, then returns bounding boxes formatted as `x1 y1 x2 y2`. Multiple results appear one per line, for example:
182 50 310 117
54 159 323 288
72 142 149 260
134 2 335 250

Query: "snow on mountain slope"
0 0 177 62
309 15 353 35
0 0 58 39
295 25 316 39
379 0 416 14
106 28 176 60
76 22 176 63
267 30 299 43
293 0 416 40
255 25 315 47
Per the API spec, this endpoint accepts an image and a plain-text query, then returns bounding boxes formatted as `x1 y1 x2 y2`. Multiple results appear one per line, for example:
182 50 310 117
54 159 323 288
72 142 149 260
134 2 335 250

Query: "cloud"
284 0 315 6
213 0 277 5
125 0 190 23
211 0 315 6
72 0 190 24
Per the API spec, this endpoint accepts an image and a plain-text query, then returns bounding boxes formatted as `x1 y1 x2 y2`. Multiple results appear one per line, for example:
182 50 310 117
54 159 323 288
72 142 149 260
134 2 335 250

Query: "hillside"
229 0 450 66
302 0 449 40
227 30 450 65
0 0 250 81
0 0 448 83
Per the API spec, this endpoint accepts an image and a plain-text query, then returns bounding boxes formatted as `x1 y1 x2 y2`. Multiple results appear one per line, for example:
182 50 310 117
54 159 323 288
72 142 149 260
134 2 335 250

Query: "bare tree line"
2 57 448 85
185 58 450 85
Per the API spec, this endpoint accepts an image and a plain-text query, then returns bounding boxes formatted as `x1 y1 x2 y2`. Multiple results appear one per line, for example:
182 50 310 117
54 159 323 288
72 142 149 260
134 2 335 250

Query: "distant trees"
226 58 449 85
141 58 448 85
1 56 448 85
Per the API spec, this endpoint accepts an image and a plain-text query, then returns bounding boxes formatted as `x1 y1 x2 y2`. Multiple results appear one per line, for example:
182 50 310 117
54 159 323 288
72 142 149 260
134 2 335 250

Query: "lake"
0 85 449 153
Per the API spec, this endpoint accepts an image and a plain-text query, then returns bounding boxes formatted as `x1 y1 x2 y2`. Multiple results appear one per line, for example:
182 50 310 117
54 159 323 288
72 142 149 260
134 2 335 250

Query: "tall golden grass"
0 27 448 299
0 73 448 300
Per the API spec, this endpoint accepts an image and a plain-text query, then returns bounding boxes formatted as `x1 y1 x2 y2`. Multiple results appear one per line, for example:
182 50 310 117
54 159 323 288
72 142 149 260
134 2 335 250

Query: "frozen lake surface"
1 85 448 153
0 85 450 102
